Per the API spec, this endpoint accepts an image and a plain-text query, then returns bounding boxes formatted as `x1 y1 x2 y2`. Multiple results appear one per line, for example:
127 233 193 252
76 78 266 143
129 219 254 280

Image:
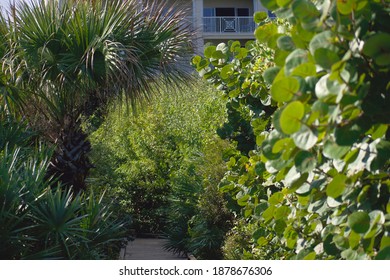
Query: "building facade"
163 0 268 51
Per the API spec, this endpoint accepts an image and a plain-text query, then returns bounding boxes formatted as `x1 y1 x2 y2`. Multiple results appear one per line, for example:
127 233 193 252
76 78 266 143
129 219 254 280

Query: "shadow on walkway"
120 238 188 260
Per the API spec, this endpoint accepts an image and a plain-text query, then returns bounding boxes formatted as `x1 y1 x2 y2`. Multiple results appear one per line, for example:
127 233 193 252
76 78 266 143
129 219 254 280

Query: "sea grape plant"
193 0 390 259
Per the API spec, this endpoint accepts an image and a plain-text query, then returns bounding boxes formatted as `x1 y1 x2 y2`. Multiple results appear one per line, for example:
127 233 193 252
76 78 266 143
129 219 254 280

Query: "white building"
163 0 268 51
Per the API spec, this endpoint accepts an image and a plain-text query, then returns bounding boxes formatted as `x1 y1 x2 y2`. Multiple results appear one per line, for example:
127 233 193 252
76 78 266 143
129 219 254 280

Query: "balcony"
203 16 256 34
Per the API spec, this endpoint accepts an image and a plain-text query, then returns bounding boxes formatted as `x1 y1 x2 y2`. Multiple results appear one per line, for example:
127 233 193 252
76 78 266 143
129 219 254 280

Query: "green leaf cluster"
193 0 390 259
89 80 233 258
0 117 128 259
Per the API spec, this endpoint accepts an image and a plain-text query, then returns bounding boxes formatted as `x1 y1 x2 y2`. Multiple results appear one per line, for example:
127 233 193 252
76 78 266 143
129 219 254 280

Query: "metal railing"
202 16 256 33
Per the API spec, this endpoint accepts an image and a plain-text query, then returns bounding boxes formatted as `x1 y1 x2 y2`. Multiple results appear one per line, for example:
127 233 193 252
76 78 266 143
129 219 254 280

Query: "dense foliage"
0 0 193 259
193 0 390 259
89 81 233 258
0 117 127 259
1 0 194 192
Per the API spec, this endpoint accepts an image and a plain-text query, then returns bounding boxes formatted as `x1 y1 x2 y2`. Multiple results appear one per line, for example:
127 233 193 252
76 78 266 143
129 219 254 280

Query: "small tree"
1 0 194 192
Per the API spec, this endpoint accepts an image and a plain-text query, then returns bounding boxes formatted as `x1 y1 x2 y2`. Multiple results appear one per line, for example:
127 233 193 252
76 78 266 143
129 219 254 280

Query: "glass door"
203 8 216 32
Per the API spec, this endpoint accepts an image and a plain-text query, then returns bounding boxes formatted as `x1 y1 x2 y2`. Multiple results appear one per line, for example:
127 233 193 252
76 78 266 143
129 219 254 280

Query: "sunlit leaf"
326 174 347 198
280 101 305 135
271 77 299 102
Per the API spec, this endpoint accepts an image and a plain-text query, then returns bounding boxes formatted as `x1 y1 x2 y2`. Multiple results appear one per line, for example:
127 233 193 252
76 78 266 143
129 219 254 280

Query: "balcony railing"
203 17 256 34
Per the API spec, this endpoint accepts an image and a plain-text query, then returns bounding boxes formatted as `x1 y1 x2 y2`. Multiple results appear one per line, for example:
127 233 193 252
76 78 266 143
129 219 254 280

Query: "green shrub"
89 80 234 258
193 0 390 260
0 118 128 259
164 138 233 259
89 80 228 233
223 219 261 260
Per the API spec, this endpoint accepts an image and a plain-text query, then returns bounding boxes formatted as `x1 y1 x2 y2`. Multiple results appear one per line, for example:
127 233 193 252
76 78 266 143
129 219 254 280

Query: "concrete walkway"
120 238 188 260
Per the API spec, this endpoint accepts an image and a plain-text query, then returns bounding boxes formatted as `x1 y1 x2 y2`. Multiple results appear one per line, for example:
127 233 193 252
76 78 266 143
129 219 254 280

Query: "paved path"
120 238 188 260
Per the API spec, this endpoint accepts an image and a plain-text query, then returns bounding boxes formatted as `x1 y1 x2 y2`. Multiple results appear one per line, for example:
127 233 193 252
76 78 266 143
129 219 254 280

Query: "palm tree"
2 0 195 192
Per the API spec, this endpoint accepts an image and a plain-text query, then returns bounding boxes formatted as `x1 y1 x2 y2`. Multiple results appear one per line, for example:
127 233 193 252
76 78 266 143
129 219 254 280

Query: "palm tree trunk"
47 125 93 193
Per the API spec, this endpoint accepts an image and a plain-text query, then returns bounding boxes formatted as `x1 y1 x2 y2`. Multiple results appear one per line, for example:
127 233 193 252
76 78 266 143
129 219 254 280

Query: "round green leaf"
237 194 250 206
272 138 292 154
337 0 354 15
326 174 347 198
341 249 359 260
291 62 316 77
253 228 267 240
363 33 390 66
274 205 291 220
348 212 370 234
274 219 287 235
284 228 298 249
277 35 296 52
285 49 309 76
257 237 268 246
196 58 209 71
262 205 276 222
235 48 248 59
254 202 268 216
192 55 201 65
255 22 278 44
263 66 281 85
303 252 316 260
333 235 349 250
269 192 284 205
229 41 241 52
260 0 279 10
292 124 318 150
220 65 233 79
274 49 290 66
348 231 361 249
292 0 320 24
312 100 329 116
271 77 299 102
212 50 227 59
254 11 268 23
314 48 340 69
277 0 292 7
309 30 336 55
262 138 282 160
294 151 316 173
323 140 350 159
280 101 305 135
204 45 217 58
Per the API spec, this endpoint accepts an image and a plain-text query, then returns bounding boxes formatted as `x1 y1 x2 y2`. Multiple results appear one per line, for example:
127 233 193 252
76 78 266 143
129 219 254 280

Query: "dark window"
216 8 235 17
237 8 249 17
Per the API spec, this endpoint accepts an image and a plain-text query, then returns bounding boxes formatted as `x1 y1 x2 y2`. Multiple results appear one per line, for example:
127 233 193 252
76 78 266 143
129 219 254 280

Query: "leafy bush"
89 80 233 258
193 0 390 259
0 118 128 259
1 0 194 192
164 138 233 259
